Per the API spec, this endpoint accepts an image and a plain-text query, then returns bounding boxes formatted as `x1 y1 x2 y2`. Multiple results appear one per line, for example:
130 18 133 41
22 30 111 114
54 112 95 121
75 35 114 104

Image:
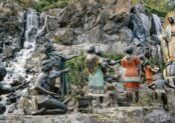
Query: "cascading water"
0 10 39 111
151 14 162 35
4 10 38 85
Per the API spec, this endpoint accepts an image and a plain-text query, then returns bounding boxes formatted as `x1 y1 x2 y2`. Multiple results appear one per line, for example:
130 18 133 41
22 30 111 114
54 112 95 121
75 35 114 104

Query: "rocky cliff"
0 2 23 59
0 0 174 123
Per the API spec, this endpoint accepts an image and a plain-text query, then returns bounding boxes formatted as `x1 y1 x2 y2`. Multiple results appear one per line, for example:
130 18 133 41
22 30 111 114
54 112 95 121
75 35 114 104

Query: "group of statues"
24 12 175 113
84 12 175 111
1 12 175 115
29 43 77 115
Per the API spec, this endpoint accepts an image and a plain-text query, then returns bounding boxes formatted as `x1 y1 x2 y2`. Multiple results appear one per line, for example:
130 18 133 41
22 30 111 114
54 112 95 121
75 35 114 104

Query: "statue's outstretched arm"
60 55 79 61
49 68 69 79
108 60 121 65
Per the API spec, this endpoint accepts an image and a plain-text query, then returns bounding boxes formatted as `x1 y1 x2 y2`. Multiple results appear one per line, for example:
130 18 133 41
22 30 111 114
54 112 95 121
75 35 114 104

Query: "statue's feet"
31 107 46 115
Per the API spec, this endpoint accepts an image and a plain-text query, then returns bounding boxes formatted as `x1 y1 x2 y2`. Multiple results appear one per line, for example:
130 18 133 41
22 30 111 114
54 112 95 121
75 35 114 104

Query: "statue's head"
41 65 52 73
124 46 133 55
144 49 152 58
95 49 102 56
87 46 95 54
168 16 174 25
0 67 7 81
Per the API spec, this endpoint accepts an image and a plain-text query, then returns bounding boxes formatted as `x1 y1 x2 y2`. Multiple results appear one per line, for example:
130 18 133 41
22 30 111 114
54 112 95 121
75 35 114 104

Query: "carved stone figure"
120 47 141 102
163 61 175 86
143 51 154 86
161 12 175 87
42 43 77 95
105 78 117 107
148 66 175 111
85 46 104 94
161 12 175 62
31 66 69 115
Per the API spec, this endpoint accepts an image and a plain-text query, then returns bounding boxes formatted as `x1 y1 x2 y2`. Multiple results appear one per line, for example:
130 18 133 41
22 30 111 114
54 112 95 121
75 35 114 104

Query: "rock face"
0 0 172 122
35 0 162 62
37 0 133 55
0 2 23 59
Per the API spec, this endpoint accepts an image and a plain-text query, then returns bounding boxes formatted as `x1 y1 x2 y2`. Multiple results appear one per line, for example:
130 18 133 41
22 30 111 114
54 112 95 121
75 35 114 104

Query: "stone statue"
148 66 175 111
119 47 142 102
163 61 175 86
31 66 69 115
85 46 104 94
161 12 175 62
105 78 117 107
42 42 77 95
161 12 175 87
143 51 154 86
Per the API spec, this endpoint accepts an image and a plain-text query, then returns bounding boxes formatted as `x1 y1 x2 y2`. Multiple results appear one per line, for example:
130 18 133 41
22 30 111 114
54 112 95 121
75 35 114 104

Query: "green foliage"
104 53 124 61
149 57 165 71
1 0 69 12
132 0 175 17
34 0 69 12
65 52 87 87
145 4 167 17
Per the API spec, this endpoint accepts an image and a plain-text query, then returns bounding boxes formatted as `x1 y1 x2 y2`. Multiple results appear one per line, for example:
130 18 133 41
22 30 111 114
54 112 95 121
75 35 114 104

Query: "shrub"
34 0 69 12
65 52 124 88
132 0 172 17
65 52 87 88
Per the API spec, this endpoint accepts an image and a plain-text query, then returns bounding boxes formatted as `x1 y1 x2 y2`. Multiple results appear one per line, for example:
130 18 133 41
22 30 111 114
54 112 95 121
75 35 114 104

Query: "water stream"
0 10 40 111
4 10 39 85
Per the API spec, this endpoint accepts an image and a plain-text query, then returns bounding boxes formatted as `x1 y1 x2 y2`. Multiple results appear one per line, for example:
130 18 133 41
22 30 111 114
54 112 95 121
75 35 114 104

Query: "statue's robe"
85 54 104 93
120 56 141 91
144 67 153 85
161 23 175 86
161 24 175 61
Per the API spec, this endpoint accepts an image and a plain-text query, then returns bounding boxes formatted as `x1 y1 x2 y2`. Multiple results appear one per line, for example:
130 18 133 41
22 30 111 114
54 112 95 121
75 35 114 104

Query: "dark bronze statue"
31 66 69 115
42 43 77 95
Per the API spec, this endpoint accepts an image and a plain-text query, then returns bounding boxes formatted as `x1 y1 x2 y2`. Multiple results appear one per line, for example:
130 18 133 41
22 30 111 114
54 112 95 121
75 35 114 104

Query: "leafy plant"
34 0 69 12
132 0 175 17
65 52 87 87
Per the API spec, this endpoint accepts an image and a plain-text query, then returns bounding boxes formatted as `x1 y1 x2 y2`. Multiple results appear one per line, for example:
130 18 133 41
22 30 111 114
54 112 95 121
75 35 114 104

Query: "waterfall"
25 9 38 44
3 10 39 86
0 9 40 114
151 14 162 35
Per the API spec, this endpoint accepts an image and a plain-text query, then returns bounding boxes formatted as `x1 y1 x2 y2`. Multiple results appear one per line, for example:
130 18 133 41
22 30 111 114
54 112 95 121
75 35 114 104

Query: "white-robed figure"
85 46 104 94
161 12 175 86
161 12 175 62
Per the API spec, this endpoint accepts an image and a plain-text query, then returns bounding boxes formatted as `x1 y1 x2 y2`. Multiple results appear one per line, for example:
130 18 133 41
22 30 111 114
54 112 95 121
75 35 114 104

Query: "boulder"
144 110 175 123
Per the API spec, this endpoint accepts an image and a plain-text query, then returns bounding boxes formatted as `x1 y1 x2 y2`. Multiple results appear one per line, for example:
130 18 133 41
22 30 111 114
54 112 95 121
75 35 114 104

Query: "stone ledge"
0 107 155 123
